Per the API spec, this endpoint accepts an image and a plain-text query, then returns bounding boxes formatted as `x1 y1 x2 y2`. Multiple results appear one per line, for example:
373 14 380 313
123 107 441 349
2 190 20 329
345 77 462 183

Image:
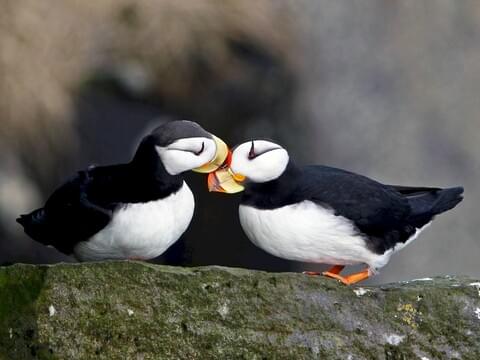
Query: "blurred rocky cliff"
1 1 479 283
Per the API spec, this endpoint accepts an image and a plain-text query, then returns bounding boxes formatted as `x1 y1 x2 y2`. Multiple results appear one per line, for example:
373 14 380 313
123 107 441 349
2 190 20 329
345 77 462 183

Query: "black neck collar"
128 136 184 198
242 160 302 209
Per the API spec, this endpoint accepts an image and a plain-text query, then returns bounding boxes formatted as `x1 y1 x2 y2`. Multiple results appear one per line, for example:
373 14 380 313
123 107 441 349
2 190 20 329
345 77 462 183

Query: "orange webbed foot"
323 267 371 285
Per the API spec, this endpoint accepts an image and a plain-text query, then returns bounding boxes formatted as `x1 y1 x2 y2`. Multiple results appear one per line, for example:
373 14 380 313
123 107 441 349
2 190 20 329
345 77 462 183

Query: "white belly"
239 201 384 268
74 182 194 261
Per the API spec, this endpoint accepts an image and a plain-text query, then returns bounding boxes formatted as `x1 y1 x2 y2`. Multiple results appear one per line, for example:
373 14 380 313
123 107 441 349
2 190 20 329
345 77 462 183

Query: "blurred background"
1 0 479 284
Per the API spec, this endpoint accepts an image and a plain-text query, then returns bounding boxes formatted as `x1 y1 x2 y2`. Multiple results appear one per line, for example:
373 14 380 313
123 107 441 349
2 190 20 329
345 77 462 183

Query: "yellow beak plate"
192 135 229 173
208 168 245 193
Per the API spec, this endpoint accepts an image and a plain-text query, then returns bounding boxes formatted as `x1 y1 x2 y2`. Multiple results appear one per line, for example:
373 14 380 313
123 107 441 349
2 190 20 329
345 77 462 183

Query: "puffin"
17 120 228 261
207 139 464 285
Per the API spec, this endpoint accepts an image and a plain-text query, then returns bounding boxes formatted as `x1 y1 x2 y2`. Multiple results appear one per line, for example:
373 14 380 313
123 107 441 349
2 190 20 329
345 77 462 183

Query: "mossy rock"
0 262 479 359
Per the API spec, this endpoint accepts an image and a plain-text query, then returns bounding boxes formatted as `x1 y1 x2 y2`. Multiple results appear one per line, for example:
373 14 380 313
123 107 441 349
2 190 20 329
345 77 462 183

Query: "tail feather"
16 215 27 226
391 185 464 228
402 186 464 228
431 186 464 215
16 208 52 245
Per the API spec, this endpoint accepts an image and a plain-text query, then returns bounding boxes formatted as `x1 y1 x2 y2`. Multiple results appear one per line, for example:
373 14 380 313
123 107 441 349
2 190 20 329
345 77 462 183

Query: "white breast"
239 201 385 269
74 182 194 261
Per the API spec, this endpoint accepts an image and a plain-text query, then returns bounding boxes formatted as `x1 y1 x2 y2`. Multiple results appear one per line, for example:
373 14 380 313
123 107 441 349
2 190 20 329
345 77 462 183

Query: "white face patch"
156 137 216 175
231 140 289 183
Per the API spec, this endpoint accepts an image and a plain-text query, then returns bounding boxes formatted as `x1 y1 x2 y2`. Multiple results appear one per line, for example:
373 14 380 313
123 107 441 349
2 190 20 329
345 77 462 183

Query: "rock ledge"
0 262 479 359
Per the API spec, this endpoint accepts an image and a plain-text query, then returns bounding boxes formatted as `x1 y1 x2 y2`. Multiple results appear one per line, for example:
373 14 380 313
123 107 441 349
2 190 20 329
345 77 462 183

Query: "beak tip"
206 160 245 194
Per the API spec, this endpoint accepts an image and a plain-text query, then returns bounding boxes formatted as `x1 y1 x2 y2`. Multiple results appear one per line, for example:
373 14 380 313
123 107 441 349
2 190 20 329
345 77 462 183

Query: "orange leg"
322 265 345 275
323 268 371 285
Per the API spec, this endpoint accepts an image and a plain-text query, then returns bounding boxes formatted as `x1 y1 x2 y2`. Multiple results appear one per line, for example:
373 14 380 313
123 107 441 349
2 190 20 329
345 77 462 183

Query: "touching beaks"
189 133 245 193
192 135 229 173
208 167 246 194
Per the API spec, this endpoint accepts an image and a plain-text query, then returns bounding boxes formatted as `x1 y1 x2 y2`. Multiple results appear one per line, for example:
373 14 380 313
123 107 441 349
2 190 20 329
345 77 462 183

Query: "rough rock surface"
0 262 479 359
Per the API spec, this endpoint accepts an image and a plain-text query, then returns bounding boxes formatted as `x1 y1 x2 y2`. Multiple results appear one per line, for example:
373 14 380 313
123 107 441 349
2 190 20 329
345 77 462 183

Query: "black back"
241 161 463 254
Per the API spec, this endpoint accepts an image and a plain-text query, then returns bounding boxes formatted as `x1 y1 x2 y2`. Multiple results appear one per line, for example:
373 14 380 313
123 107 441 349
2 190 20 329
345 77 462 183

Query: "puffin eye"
248 141 256 160
194 142 204 156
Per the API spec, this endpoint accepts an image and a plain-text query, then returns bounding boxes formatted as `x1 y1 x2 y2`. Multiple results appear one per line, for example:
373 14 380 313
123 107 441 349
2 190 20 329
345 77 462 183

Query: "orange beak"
208 171 225 193
207 151 246 194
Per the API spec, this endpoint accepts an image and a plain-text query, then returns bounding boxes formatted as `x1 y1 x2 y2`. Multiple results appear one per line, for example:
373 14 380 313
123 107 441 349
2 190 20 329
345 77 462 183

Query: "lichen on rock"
0 262 479 359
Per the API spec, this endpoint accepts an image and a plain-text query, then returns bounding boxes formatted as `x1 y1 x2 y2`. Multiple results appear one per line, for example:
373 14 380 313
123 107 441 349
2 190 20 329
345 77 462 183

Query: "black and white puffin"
17 120 228 261
208 139 464 284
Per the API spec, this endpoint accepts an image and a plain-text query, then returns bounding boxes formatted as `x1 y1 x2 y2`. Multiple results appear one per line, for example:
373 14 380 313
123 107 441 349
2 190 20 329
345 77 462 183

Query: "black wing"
17 169 116 254
300 166 410 228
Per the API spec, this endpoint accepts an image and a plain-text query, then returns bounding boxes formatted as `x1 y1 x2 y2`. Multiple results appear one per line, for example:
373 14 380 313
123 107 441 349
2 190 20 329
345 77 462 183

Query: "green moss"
0 265 50 359
384 342 416 360
0 263 478 359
